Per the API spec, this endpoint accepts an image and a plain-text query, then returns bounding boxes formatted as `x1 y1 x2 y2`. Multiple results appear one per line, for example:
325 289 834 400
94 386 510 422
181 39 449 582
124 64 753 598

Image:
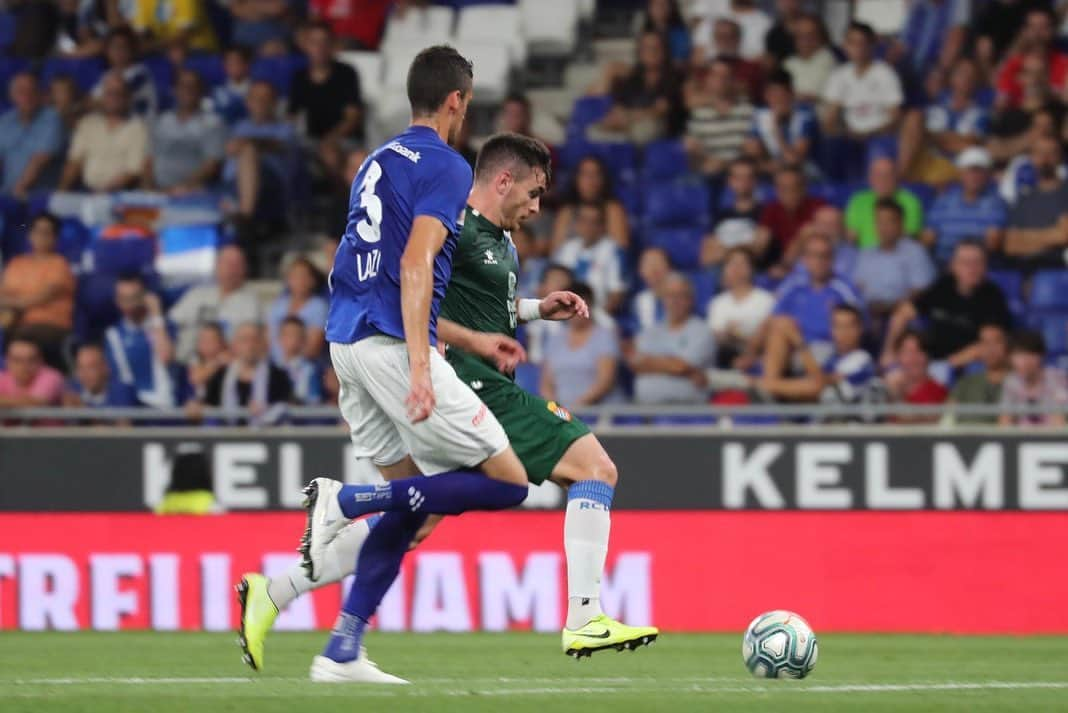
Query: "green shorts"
446 348 590 484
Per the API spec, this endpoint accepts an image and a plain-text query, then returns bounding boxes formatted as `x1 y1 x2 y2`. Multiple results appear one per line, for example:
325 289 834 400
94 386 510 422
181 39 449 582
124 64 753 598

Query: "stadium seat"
1030 270 1068 311
689 269 719 316
567 96 612 138
616 182 642 222
74 273 120 341
1032 313 1068 357
904 183 936 212
57 218 92 268
644 181 711 230
250 54 307 96
184 53 226 89
92 232 156 276
455 4 527 68
641 140 689 183
647 227 704 270
336 51 383 107
987 269 1025 322
380 5 454 56
41 56 105 92
514 362 540 395
519 0 578 55
452 41 511 104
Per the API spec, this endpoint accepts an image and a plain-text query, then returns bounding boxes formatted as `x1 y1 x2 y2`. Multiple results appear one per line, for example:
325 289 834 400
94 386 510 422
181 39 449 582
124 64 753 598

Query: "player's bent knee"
591 454 618 487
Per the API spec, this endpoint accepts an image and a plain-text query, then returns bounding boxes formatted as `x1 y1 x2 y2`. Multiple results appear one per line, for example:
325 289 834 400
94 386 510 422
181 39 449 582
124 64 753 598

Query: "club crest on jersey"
546 401 572 422
483 250 498 265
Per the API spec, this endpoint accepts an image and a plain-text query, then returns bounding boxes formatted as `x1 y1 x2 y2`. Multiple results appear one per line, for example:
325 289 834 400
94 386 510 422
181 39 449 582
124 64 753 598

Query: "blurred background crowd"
0 0 1066 426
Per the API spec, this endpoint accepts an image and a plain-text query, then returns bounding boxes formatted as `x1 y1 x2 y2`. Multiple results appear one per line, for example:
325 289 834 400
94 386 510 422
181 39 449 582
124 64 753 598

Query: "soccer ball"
741 610 818 679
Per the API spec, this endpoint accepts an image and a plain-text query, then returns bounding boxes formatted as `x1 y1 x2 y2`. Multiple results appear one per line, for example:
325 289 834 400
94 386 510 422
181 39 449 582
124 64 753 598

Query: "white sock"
266 516 376 610
564 481 614 630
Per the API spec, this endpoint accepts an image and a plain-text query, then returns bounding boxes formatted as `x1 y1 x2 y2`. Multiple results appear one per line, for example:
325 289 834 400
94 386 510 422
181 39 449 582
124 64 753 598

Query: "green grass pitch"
2 632 1067 712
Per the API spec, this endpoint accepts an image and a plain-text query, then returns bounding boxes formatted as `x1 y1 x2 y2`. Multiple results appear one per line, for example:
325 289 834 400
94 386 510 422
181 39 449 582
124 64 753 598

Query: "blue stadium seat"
143 54 175 109
1030 270 1068 311
987 269 1024 322
1033 313 1068 357
514 362 540 395
74 273 120 341
689 269 719 316
904 182 936 212
616 181 642 222
0 12 14 52
811 181 862 209
641 140 689 183
184 53 226 88
567 95 611 137
251 54 307 96
57 218 92 267
595 142 638 187
92 235 156 276
647 227 704 270
41 56 106 92
644 180 711 230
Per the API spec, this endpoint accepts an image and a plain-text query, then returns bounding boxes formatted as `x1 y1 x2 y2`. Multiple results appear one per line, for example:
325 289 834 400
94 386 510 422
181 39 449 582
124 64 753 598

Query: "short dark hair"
832 304 863 324
116 273 146 288
728 156 757 176
5 334 41 356
474 132 552 185
875 197 904 219
407 45 473 117
847 21 876 44
31 212 61 235
198 321 226 339
954 238 987 258
224 45 252 63
775 163 805 184
570 280 595 307
895 328 930 354
106 25 138 49
1011 329 1046 355
76 342 106 358
723 246 756 271
281 315 307 331
503 92 531 112
767 69 794 92
304 18 334 37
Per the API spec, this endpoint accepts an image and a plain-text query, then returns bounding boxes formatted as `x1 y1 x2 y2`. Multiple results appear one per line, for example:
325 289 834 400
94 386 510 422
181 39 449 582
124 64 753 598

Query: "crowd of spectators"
1 0 1067 426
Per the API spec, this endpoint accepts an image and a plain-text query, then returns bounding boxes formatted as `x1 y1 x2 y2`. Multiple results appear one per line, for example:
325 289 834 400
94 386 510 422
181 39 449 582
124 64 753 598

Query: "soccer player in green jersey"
237 133 657 670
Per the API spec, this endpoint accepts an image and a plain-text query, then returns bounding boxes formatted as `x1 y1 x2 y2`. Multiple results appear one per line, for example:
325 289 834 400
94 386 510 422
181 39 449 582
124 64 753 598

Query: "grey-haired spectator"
921 147 1007 265
0 72 63 198
144 69 225 194
998 330 1068 427
540 282 622 407
629 272 716 404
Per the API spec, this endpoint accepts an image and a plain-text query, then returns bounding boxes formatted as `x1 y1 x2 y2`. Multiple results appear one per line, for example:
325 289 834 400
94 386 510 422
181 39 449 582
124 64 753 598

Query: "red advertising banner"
1 511 1066 633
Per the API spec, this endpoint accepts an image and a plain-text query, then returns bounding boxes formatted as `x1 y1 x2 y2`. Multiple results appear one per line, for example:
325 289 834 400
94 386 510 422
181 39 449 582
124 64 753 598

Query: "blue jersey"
326 125 472 346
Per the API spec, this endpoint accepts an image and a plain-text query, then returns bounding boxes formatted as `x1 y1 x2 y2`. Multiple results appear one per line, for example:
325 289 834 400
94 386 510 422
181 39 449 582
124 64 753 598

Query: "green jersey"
439 207 519 366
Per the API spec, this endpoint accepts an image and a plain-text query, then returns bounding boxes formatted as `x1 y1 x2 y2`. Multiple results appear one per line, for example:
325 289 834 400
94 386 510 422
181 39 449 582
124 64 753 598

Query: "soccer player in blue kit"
300 46 532 683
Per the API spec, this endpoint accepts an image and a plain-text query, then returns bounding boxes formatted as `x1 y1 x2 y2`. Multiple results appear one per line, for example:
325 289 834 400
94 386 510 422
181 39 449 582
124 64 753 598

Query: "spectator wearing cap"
0 337 64 408
851 199 936 321
143 69 225 194
0 72 64 199
945 323 1010 425
922 147 1007 265
628 272 716 404
998 329 1068 427
60 70 148 192
885 330 948 423
844 157 924 250
1003 134 1068 269
700 158 769 268
743 70 819 178
820 22 904 179
882 240 1011 370
65 343 140 408
898 57 990 187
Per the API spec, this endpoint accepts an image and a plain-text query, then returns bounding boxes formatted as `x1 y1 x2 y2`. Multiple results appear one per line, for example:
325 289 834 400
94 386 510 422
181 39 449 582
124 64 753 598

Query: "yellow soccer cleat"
236 573 278 671
561 614 659 659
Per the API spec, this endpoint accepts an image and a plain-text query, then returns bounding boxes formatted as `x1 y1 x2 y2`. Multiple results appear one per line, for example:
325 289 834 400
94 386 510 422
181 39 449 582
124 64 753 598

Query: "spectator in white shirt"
692 0 773 62
783 14 838 103
707 247 775 367
553 203 627 314
633 247 672 330
821 22 903 142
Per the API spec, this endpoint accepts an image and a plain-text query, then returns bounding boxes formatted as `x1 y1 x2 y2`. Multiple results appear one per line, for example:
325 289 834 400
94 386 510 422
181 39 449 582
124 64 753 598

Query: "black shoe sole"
566 633 658 659
234 578 258 671
298 480 318 581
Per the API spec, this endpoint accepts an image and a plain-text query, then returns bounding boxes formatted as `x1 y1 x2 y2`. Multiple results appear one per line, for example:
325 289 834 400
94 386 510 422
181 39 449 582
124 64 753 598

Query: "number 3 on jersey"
356 160 384 244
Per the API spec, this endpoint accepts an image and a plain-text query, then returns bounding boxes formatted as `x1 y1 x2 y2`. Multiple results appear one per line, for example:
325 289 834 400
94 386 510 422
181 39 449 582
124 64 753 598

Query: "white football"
742 610 818 679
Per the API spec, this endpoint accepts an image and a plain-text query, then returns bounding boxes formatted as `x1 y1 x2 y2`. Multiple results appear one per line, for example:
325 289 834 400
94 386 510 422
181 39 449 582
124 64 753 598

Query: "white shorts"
330 336 509 474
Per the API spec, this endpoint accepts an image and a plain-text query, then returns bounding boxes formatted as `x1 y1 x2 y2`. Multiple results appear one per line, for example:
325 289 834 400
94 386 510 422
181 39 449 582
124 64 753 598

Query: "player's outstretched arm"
400 215 449 423
438 318 526 373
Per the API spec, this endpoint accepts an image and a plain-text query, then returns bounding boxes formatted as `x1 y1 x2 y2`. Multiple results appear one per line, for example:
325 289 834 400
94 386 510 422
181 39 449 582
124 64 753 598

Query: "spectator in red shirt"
0 336 65 408
885 330 948 422
309 0 391 49
995 7 1068 109
759 165 825 273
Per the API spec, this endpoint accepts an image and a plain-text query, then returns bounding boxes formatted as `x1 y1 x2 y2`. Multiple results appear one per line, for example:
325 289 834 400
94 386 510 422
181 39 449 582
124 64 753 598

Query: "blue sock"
337 471 527 519
323 511 427 662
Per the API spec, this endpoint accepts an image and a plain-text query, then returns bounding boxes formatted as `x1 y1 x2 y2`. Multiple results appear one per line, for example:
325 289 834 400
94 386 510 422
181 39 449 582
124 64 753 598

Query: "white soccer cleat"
299 478 350 581
309 655 409 684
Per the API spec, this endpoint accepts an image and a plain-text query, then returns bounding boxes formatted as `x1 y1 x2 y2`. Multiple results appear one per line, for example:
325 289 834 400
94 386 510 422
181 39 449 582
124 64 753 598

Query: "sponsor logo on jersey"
387 142 421 163
472 403 487 426
483 250 498 265
470 380 483 391
547 401 572 422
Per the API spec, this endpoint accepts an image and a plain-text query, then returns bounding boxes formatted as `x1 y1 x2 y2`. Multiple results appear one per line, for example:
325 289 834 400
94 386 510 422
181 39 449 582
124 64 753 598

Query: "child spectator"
998 329 1068 427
